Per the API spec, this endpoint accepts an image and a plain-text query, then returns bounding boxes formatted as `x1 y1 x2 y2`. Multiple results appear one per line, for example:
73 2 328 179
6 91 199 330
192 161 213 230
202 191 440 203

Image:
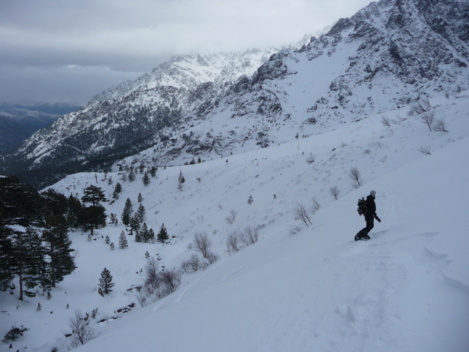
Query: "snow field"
1 92 468 351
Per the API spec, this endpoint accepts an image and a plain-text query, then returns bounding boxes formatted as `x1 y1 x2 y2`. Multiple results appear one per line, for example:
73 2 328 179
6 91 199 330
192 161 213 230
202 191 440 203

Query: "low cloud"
0 0 371 104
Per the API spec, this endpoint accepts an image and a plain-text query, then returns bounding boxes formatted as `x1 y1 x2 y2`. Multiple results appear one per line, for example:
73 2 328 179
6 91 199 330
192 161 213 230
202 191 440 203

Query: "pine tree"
66 195 83 229
143 172 150 186
11 227 47 300
98 268 114 295
81 185 106 207
129 213 141 236
81 186 107 236
138 193 143 203
112 182 122 200
121 198 133 226
135 204 146 223
157 223 169 243
0 219 14 291
42 213 76 288
118 231 128 249
128 168 136 182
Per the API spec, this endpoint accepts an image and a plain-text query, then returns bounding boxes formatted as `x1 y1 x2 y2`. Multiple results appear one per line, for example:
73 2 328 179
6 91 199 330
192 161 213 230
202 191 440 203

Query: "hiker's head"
370 190 376 198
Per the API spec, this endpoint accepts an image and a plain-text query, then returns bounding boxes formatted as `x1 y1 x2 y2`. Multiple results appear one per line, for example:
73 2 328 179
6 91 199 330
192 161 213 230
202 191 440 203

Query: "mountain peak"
3 0 468 188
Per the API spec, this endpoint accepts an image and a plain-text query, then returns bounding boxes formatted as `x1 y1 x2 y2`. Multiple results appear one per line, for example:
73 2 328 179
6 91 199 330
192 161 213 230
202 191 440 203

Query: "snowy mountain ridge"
4 0 469 188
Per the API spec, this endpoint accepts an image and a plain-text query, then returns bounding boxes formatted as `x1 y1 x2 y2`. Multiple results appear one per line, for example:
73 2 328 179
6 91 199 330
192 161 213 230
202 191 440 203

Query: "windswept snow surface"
1 92 469 351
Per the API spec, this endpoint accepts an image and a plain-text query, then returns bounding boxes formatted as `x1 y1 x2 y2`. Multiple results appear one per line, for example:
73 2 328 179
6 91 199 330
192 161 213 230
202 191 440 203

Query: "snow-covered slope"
1 89 468 351
5 0 469 189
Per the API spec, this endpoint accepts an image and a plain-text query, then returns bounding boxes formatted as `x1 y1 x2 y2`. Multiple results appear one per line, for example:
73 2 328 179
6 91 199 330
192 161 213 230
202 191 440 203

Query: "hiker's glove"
375 215 381 222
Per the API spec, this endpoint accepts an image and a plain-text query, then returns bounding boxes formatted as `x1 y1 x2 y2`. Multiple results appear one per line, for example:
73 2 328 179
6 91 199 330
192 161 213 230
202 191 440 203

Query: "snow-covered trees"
121 198 133 226
157 224 169 243
42 213 76 288
0 176 76 299
118 231 128 249
11 227 47 300
98 268 115 295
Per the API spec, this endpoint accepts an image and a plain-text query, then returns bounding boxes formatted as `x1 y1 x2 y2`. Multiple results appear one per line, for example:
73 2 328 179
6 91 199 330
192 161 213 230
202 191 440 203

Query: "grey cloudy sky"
0 0 371 105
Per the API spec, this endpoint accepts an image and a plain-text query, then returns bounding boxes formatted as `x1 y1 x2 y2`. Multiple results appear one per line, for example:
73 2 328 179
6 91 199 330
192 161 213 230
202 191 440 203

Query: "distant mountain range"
2 0 468 188
0 104 81 156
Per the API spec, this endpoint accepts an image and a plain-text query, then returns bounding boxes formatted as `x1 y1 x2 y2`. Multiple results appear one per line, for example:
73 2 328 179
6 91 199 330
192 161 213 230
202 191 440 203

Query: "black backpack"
357 197 367 216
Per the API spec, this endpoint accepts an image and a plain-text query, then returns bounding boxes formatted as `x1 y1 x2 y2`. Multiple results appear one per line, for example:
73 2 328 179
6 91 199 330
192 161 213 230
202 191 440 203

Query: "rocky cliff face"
4 0 469 187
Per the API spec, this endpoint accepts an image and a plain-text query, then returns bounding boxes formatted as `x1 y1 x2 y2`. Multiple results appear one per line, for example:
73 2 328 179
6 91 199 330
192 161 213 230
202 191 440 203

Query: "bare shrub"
225 210 237 224
289 225 302 236
135 291 149 307
329 186 340 200
144 257 161 290
417 145 432 155
349 167 362 188
312 197 321 212
293 202 313 227
421 111 435 131
239 227 259 246
193 232 212 259
182 254 202 273
434 119 448 132
69 312 96 347
226 232 240 254
408 98 431 116
381 116 392 127
159 269 181 296
306 153 316 164
205 251 219 264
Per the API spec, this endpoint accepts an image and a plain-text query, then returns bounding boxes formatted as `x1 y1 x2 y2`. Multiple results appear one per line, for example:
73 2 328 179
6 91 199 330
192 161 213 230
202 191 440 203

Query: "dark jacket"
365 195 376 216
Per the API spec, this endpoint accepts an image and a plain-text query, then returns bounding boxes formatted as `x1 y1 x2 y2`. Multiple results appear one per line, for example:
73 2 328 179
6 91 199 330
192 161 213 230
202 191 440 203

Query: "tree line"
0 176 107 300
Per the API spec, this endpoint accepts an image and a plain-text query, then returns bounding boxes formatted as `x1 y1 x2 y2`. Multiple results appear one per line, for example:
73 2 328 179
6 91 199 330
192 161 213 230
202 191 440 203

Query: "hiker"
355 190 381 241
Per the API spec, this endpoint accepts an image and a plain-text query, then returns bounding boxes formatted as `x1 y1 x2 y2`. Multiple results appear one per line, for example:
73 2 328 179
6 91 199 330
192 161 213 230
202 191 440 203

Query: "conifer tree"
81 186 107 236
138 193 143 203
11 227 47 300
0 219 14 291
118 231 128 249
42 213 76 288
121 198 133 226
98 267 114 295
135 204 146 223
128 168 136 182
112 182 122 200
143 172 150 186
66 194 83 229
129 213 141 236
157 223 169 243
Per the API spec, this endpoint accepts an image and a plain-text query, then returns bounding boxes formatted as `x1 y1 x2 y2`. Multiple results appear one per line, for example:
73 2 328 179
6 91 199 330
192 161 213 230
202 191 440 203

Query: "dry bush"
381 116 392 127
408 99 431 116
226 232 240 254
293 202 313 227
225 210 237 224
434 119 448 132
239 227 259 246
193 232 212 259
421 112 435 131
417 145 432 155
306 153 316 164
329 186 340 200
69 312 96 347
349 167 362 188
